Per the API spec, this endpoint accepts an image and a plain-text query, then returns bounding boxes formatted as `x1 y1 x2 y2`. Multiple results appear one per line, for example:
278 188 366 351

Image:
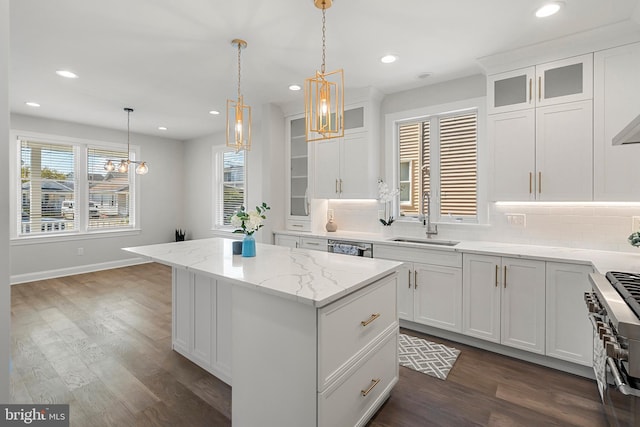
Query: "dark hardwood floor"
10 263 609 426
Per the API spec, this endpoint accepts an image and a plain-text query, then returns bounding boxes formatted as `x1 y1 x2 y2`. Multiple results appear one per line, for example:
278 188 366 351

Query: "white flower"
230 214 243 228
246 211 263 233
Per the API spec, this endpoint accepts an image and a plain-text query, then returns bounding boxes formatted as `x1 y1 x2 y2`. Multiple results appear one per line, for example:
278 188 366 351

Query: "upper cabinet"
488 54 593 114
313 92 381 199
593 42 640 201
489 54 594 201
285 115 312 231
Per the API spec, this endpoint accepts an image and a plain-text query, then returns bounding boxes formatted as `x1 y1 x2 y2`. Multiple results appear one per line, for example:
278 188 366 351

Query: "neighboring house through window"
14 133 137 237
213 147 247 228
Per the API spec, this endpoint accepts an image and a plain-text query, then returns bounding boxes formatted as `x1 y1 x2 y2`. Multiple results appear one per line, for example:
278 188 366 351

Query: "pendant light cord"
237 42 242 100
321 5 326 74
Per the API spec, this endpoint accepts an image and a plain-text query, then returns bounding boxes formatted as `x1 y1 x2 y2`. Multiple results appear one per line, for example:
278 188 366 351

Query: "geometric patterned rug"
398 333 461 380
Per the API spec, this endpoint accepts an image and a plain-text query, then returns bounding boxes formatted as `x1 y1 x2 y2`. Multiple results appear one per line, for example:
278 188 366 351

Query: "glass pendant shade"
103 107 149 175
305 69 344 142
118 160 129 173
226 95 252 152
104 160 115 172
135 161 148 175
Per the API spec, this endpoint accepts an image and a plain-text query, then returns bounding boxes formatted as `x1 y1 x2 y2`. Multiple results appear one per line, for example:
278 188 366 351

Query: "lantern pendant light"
305 0 344 142
104 108 149 175
226 39 252 152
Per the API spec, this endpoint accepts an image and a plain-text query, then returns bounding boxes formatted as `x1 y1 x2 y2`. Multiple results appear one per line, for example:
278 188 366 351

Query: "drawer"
318 275 397 390
299 236 327 251
286 218 310 232
375 244 462 267
318 329 398 427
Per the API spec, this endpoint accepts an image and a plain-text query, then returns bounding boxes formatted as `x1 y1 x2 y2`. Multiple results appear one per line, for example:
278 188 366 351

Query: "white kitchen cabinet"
172 267 232 384
273 233 327 251
274 234 299 248
285 115 311 231
593 41 640 201
545 262 593 366
489 96 593 201
462 254 546 354
375 244 462 333
488 54 592 114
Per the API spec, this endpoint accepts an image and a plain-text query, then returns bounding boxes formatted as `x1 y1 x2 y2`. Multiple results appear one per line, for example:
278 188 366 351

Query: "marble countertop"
273 229 640 274
123 237 402 308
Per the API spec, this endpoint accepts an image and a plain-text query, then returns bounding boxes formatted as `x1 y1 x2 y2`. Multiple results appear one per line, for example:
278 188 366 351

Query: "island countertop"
123 237 402 308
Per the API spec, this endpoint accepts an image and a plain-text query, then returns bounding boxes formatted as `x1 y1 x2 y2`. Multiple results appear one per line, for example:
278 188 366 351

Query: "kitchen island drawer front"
375 244 462 267
318 274 397 390
318 329 398 427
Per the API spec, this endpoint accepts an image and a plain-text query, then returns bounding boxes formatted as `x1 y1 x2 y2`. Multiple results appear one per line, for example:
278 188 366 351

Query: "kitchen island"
123 237 402 427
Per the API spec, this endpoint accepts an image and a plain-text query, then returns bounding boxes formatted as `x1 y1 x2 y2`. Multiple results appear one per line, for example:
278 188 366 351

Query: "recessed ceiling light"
289 84 301 91
158 126 167 131
209 110 220 115
55 70 79 79
25 101 40 107
535 2 562 18
380 55 398 64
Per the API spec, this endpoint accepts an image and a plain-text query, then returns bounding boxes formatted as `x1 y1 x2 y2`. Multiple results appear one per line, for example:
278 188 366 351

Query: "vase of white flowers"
377 179 399 226
230 203 271 257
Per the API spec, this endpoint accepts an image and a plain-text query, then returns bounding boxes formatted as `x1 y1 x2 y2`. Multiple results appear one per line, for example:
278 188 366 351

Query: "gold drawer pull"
360 313 380 327
361 378 381 397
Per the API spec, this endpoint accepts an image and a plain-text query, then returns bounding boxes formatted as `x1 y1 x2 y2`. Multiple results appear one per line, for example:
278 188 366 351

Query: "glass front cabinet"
286 115 311 231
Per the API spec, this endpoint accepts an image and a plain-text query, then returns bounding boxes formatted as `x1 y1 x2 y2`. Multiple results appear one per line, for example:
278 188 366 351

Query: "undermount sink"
388 238 460 247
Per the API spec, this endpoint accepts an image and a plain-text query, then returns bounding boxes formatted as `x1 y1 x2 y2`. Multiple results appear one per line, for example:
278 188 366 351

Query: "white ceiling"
9 0 640 140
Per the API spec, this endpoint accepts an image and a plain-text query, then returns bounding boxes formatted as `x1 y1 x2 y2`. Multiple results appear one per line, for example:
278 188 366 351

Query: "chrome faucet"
423 192 438 237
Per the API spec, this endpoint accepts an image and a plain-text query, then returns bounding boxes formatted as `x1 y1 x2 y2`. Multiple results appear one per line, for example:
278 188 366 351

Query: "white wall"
9 114 184 282
1 0 10 403
182 103 285 244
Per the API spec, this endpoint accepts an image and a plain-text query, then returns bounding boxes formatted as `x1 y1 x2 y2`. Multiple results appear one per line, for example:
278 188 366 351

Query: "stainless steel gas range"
587 271 640 426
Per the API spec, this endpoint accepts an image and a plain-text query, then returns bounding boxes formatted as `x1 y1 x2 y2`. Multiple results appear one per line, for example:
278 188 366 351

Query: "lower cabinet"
545 262 593 366
376 244 463 333
274 233 327 251
462 254 546 354
172 267 232 384
274 234 299 248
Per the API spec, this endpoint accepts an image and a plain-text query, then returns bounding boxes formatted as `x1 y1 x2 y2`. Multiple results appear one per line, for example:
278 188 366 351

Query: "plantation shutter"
439 112 477 216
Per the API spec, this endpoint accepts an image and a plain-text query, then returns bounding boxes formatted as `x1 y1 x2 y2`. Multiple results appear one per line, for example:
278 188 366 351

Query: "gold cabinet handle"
408 269 411 288
361 313 380 327
529 172 532 194
538 172 542 194
503 265 507 288
495 265 499 287
335 179 339 194
538 76 542 101
361 378 381 397
414 270 418 289
529 78 532 103
339 179 343 193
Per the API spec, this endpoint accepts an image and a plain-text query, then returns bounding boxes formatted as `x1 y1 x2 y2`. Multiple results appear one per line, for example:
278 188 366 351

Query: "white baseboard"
10 257 151 285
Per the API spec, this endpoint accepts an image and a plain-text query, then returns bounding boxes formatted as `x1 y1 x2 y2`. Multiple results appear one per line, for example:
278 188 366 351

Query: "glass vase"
242 234 256 257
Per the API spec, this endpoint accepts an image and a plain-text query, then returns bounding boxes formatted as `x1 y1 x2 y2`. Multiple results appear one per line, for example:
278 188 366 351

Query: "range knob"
606 341 629 360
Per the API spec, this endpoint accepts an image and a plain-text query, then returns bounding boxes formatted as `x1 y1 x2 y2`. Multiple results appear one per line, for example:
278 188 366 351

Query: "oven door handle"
327 243 370 251
606 357 640 397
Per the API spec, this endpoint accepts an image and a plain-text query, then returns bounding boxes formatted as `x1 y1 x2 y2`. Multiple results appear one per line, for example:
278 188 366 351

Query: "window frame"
399 160 414 207
211 145 248 231
9 130 141 240
384 97 487 225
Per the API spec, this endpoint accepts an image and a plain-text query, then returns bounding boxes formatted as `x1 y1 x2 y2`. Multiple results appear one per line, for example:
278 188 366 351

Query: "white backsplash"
320 200 640 253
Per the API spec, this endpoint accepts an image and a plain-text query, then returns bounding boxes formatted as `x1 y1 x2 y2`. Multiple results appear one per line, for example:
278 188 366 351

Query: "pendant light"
305 0 344 142
104 108 149 175
226 39 252 152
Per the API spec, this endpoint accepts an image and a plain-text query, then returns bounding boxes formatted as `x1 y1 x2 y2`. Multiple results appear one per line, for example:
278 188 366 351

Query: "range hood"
613 114 640 145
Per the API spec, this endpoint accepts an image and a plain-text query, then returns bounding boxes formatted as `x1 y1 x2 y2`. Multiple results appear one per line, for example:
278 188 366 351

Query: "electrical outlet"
632 216 640 232
506 213 526 227
77 247 84 256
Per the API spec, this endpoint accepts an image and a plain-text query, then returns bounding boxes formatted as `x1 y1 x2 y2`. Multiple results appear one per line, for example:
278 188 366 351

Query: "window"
15 134 137 237
397 109 478 222
213 148 247 228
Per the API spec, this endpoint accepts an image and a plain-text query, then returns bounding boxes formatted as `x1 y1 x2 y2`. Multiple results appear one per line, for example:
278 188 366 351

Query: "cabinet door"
536 54 593 107
462 254 501 343
413 263 462 332
546 262 593 366
275 234 299 248
593 42 640 201
535 100 593 201
314 138 341 199
397 263 414 321
488 66 536 114
501 258 546 354
489 109 536 200
192 274 213 367
172 267 191 354
289 117 310 217
340 132 372 198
